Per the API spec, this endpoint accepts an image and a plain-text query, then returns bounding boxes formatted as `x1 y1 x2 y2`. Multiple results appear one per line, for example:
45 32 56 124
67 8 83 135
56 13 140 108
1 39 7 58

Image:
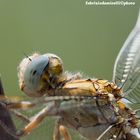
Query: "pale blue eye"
24 55 49 92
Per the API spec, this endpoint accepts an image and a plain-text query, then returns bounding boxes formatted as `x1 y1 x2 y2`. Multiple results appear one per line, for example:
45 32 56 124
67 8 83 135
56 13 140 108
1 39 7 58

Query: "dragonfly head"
18 53 63 97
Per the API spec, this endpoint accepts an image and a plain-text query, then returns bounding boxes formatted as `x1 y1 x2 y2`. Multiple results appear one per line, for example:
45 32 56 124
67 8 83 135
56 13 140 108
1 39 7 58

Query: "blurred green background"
0 0 140 140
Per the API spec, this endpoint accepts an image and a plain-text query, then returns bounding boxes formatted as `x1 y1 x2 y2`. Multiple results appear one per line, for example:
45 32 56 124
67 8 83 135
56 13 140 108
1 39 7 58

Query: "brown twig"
0 77 19 140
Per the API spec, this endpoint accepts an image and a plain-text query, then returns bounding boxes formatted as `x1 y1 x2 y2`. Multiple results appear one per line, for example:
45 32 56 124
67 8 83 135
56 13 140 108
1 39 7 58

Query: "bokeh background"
0 0 140 140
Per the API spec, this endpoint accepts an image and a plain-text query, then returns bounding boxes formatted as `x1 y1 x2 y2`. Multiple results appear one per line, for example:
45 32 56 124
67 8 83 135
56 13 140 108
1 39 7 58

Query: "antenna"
23 53 32 61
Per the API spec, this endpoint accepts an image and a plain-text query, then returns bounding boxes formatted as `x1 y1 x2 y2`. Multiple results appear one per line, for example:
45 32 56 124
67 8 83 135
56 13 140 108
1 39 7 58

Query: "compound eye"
32 70 37 75
46 54 63 76
23 55 49 96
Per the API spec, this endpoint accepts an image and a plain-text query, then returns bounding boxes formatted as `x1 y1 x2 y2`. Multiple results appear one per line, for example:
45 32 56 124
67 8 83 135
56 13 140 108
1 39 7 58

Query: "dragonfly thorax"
58 78 122 99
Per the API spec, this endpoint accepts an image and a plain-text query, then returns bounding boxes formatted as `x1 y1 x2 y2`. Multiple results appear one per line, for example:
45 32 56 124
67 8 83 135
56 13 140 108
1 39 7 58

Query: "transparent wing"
113 11 140 103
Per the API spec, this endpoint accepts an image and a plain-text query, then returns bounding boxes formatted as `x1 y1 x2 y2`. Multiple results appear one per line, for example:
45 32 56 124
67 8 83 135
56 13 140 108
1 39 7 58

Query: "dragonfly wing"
98 126 140 140
97 125 122 140
113 11 140 103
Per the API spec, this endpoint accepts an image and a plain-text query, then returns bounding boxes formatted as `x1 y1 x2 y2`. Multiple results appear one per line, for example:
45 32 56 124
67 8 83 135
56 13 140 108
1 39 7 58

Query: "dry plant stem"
0 77 19 140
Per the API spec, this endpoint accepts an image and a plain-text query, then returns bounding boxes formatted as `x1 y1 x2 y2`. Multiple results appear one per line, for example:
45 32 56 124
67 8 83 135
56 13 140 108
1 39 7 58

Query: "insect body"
1 12 140 140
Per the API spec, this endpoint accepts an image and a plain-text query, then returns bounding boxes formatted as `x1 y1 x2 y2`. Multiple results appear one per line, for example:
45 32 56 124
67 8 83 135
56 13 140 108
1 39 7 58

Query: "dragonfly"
1 12 140 140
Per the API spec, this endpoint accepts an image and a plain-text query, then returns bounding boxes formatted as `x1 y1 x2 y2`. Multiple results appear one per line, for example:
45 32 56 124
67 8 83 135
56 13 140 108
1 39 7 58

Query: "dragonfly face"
18 53 63 97
1 12 140 140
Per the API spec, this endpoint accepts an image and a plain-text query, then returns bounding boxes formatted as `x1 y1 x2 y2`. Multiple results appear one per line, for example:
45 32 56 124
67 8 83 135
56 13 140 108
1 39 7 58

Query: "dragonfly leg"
53 120 61 140
0 101 58 138
10 110 30 123
16 101 57 137
59 125 72 140
53 119 72 140
6 101 36 110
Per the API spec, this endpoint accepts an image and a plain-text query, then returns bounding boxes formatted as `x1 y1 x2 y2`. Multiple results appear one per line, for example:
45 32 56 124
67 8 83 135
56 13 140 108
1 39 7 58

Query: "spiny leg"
0 100 34 126
10 110 30 123
53 119 72 140
0 101 57 138
17 101 57 137
6 101 36 110
3 100 46 124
